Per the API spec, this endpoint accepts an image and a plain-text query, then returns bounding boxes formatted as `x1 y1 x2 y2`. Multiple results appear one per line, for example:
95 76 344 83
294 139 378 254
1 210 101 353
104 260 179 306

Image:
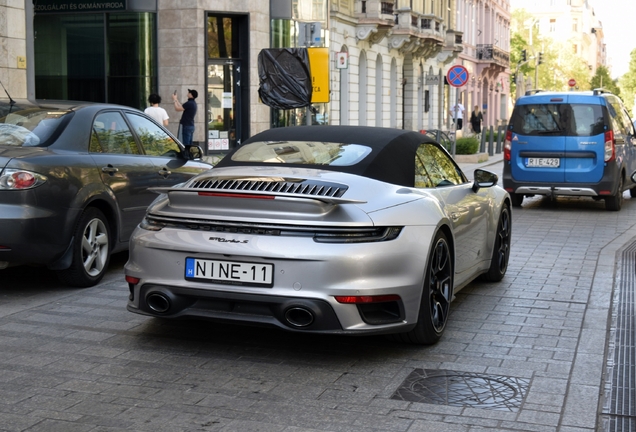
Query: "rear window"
231 140 372 166
0 107 72 147
510 103 605 137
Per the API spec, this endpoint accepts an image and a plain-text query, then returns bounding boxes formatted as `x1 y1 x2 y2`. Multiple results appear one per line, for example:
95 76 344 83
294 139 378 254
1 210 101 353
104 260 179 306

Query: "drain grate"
601 242 636 432
391 369 529 411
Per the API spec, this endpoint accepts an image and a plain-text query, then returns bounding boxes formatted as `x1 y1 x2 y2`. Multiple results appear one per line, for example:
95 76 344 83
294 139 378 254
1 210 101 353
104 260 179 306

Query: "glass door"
206 60 241 152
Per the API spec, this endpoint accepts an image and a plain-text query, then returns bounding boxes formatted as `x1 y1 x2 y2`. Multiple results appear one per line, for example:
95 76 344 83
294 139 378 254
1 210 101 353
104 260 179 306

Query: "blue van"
503 89 636 211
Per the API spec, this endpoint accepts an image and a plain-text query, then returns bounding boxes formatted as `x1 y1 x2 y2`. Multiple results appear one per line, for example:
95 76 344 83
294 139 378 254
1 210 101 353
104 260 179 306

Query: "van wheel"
605 176 624 211
57 208 111 287
510 193 523 207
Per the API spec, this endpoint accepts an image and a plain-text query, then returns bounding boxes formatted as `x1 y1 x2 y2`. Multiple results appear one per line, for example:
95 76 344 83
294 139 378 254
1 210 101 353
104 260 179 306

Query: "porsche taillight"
503 130 512 161
604 130 615 162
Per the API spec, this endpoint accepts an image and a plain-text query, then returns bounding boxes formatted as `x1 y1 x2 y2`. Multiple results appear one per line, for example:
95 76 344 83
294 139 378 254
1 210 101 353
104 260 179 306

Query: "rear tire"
392 231 453 345
510 193 523 207
605 175 624 211
57 208 111 288
481 205 511 282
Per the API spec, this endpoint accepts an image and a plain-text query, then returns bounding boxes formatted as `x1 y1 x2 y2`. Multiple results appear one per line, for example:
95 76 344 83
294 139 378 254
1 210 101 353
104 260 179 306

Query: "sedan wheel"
57 208 111 288
395 231 453 345
481 205 511 282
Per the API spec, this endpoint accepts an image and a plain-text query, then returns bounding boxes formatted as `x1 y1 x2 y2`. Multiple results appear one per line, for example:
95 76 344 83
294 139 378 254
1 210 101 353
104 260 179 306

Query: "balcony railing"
360 1 395 16
476 44 510 67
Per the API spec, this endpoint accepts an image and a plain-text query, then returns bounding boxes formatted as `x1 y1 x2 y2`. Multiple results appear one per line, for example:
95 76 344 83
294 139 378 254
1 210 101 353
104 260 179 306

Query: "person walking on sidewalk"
450 102 465 130
470 105 483 136
172 89 198 145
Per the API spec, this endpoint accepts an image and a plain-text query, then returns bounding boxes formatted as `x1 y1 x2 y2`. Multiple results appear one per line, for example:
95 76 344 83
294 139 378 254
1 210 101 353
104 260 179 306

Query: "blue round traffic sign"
446 65 469 87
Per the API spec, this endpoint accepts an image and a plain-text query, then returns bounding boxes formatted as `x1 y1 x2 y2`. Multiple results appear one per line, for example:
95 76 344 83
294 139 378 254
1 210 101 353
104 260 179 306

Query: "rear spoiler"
149 187 367 205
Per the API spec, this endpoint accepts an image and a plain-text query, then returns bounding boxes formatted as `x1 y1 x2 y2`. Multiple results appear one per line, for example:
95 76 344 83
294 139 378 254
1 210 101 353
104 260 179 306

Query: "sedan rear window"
231 140 372 166
510 103 605 137
0 108 72 147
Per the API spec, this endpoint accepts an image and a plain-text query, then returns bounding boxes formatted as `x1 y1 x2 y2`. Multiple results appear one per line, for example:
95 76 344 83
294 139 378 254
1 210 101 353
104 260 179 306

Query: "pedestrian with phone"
172 89 198 145
144 93 169 126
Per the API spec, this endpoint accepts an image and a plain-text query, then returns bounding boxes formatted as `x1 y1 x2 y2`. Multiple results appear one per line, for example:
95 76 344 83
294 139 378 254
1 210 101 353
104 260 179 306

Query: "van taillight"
503 130 512 161
604 130 615 162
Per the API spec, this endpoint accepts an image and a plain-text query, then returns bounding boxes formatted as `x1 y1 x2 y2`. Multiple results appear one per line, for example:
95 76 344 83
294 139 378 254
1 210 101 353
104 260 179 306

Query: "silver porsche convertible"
125 126 511 345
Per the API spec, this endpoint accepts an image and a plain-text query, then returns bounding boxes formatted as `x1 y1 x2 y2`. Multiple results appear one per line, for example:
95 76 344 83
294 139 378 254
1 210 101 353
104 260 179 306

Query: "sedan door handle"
158 168 172 177
101 165 119 174
450 212 459 221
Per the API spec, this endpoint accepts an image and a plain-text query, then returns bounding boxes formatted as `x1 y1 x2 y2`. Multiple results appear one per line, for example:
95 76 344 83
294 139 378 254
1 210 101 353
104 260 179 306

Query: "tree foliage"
510 9 593 99
619 49 636 113
590 65 620 96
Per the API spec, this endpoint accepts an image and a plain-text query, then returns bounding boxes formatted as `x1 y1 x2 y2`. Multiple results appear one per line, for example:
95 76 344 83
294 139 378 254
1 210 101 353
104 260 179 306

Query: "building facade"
4 0 512 152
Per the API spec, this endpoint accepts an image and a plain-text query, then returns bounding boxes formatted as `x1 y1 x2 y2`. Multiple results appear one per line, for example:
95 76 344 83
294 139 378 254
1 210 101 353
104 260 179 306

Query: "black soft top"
215 125 442 187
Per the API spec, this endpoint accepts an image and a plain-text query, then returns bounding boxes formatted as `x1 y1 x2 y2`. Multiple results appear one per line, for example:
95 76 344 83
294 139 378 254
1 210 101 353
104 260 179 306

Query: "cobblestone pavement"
1 158 635 431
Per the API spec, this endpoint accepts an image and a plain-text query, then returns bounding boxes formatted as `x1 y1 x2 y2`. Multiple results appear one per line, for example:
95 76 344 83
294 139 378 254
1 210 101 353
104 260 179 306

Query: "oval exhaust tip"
147 293 171 313
285 307 315 328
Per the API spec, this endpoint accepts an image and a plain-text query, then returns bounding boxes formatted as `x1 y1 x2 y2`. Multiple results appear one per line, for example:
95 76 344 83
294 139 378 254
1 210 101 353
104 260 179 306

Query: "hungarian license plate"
185 257 274 287
526 157 560 168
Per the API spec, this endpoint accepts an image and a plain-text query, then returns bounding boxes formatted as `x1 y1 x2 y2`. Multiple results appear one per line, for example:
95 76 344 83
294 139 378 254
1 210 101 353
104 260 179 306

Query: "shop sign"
308 47 329 103
34 0 127 14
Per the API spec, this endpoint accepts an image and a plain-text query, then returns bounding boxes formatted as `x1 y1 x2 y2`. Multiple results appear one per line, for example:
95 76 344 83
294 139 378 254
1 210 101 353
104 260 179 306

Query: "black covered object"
215 125 447 188
258 48 312 109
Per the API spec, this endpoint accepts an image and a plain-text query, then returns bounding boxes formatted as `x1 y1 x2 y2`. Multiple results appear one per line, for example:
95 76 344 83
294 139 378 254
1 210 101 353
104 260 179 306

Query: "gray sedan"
125 126 511 344
0 99 211 287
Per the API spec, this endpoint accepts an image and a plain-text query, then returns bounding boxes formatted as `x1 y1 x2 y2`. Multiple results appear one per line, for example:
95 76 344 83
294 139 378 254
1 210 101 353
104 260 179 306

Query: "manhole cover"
391 369 529 411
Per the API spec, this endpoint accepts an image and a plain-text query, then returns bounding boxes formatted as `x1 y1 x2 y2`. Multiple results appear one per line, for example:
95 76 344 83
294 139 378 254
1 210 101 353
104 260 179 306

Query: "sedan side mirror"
187 145 204 160
472 169 498 192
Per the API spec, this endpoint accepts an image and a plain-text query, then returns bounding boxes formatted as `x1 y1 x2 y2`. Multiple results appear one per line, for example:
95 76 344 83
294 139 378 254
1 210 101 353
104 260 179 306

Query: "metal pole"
452 89 458 156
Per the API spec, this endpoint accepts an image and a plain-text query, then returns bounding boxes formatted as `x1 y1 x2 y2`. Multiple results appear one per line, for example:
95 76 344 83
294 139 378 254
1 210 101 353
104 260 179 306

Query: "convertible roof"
215 125 441 187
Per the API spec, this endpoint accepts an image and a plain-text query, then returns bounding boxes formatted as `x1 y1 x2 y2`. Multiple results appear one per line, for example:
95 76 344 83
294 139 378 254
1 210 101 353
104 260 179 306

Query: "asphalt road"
1 159 635 431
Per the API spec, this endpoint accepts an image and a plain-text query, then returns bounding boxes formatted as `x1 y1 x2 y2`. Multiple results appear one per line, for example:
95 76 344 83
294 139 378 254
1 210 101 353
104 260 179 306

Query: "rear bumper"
0 202 77 267
127 284 413 335
502 162 623 197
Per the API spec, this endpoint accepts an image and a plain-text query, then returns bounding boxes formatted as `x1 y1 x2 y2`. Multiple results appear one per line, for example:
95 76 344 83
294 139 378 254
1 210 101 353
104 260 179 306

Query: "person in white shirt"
449 102 465 130
144 94 169 126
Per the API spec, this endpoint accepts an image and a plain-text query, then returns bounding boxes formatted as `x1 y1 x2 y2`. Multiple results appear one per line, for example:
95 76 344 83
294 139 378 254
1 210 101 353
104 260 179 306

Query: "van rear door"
509 96 566 183
563 95 605 183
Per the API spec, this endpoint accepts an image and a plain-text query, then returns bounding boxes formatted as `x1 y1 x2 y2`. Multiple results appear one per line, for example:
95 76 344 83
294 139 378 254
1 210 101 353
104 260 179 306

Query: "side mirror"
472 169 498 192
187 145 204 160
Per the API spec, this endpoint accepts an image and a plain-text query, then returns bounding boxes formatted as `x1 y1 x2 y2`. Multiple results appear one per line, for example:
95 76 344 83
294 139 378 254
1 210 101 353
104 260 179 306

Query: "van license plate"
526 158 560 168
185 257 274 287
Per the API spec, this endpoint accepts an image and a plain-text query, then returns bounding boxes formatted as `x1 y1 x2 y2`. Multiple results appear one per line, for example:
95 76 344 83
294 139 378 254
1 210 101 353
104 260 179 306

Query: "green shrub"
455 137 480 155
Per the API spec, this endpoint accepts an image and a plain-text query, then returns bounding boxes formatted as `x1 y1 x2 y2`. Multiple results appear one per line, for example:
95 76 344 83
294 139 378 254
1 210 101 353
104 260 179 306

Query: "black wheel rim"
428 238 452 333
495 208 511 274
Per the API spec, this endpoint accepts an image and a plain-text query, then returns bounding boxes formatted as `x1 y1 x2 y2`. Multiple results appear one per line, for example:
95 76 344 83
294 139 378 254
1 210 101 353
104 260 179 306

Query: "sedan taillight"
0 169 47 190
604 130 615 162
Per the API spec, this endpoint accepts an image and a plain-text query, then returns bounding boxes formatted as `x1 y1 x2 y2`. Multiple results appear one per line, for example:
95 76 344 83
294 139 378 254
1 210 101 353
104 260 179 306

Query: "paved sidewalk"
2 148 636 432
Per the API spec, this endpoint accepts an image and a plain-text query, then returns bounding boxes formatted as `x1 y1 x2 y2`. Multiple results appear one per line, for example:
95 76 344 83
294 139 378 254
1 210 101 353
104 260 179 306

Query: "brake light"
125 275 140 285
503 130 512 161
0 169 47 190
334 294 401 304
604 130 615 162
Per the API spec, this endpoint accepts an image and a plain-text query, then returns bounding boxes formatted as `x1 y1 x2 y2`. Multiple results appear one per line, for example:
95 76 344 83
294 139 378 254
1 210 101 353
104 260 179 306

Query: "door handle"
101 165 118 174
450 212 459 221
158 168 171 177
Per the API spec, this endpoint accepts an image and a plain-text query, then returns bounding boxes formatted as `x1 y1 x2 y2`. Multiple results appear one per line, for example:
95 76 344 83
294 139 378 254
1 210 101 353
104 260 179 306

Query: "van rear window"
510 104 605 137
